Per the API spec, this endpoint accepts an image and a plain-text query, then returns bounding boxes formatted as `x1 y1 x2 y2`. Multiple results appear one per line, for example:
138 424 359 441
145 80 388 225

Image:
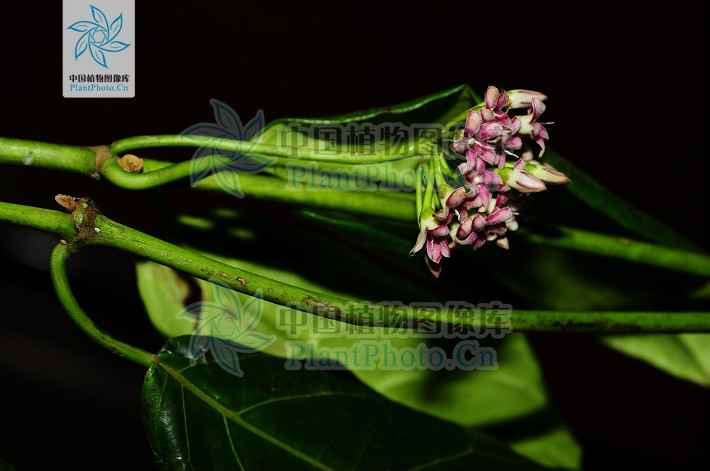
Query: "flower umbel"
412 86 569 276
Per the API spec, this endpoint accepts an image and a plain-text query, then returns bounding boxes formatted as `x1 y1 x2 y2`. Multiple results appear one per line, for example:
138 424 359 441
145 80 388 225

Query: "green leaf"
255 84 481 193
136 260 197 338
347 335 580 470
136 205 582 469
142 337 544 471
262 84 479 128
601 333 710 387
509 425 581 470
544 149 700 252
478 236 709 387
0 457 15 471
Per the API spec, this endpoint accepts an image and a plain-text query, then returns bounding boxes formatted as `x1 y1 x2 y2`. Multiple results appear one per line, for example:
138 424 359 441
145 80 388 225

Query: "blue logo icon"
178 283 275 377
182 100 276 198
67 5 131 68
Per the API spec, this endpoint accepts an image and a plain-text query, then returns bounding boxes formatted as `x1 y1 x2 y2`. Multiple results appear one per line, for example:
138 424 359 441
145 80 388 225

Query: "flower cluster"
411 86 570 277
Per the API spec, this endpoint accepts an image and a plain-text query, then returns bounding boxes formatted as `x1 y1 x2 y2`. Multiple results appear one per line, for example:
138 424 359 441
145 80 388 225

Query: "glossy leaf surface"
142 337 544 471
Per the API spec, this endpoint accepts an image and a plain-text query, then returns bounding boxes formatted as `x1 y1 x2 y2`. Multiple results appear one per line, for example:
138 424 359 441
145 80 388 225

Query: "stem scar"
303 296 341 314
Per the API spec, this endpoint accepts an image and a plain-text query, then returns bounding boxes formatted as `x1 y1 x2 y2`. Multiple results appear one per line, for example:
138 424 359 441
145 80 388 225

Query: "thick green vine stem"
107 134 427 164
50 243 154 367
0 137 708 277
2 199 709 333
0 137 96 175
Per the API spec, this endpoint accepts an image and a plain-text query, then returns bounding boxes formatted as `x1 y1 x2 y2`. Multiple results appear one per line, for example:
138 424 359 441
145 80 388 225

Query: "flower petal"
410 227 428 255
497 90 509 110
486 207 513 225
472 214 486 232
485 86 500 109
456 230 478 246
445 187 467 208
465 110 482 135
456 218 473 238
496 237 510 250
427 237 442 263
429 223 450 237
531 97 546 120
439 238 451 258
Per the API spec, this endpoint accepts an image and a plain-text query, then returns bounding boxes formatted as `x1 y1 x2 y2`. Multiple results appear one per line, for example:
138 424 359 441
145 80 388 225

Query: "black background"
0 1 708 469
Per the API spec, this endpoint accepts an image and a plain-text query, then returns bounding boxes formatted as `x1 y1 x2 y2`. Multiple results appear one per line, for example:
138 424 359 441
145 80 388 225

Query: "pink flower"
452 86 526 169
517 97 550 156
410 209 452 266
413 86 568 275
459 163 505 212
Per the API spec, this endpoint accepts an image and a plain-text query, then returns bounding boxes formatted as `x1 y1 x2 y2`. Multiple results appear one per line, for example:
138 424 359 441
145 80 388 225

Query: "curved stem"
50 243 154 367
108 134 426 164
101 156 198 190
139 158 417 222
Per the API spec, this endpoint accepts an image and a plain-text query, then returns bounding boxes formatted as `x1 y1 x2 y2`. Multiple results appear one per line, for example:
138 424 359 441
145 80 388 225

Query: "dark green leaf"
601 333 710 387
136 206 580 468
142 337 544 471
0 457 15 471
544 149 700 251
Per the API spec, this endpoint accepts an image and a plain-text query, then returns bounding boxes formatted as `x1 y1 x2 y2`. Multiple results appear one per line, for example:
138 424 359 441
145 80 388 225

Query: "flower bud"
451 129 467 154
507 89 548 109
526 161 570 184
495 237 510 250
486 207 513 225
485 86 500 109
498 168 547 193
439 185 467 208
465 110 482 135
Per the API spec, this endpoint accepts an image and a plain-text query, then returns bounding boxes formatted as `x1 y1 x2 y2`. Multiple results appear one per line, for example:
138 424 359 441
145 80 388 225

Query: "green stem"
493 311 710 332
101 156 199 190
433 160 447 189
50 243 154 367
0 201 76 240
141 158 417 222
422 155 435 213
107 134 424 164
0 137 96 175
437 151 456 179
3 200 709 332
415 164 423 218
522 224 710 277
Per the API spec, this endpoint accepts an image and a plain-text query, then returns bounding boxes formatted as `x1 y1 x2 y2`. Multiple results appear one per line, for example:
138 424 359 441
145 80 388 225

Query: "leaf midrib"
157 357 379 471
